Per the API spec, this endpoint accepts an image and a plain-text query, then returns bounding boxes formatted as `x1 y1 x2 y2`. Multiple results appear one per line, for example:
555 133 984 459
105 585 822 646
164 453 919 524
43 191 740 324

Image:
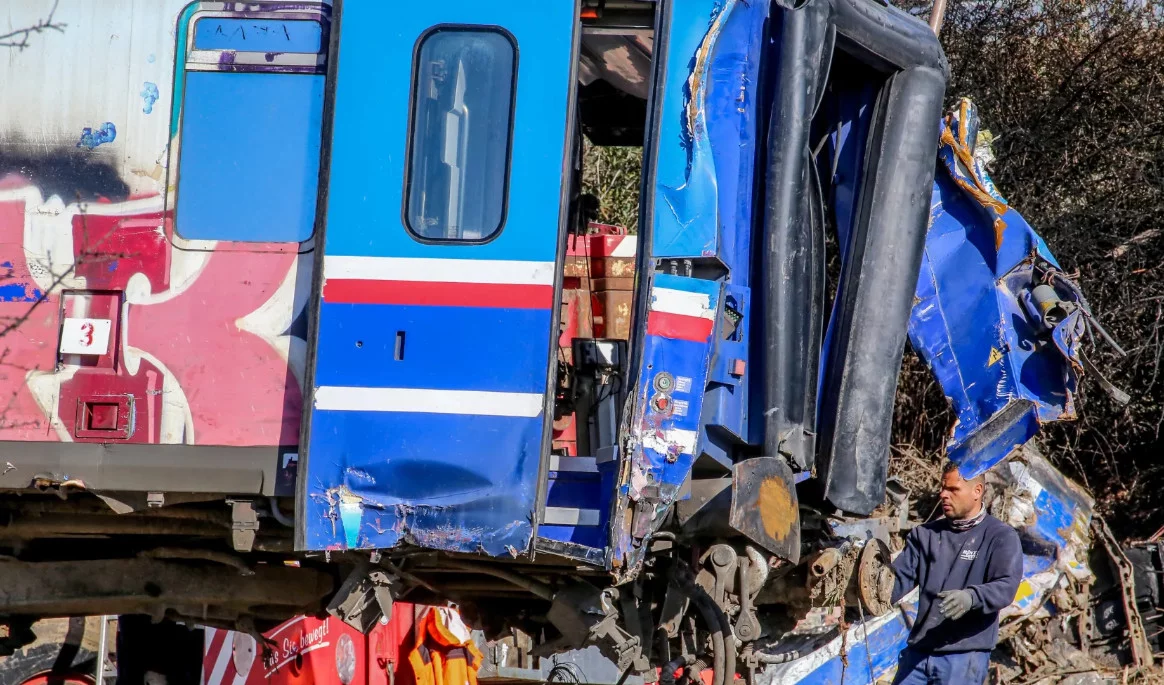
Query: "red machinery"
202 605 417 685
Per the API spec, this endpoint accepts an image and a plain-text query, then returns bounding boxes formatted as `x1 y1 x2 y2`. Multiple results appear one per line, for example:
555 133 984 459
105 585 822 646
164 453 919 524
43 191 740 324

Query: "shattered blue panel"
758 595 919 685
908 100 1104 479
613 274 720 572
994 449 1095 620
614 0 767 578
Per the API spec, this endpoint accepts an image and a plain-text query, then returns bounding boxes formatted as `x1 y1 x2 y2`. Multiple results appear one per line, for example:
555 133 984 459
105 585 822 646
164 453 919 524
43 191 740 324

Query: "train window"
404 27 517 243
173 12 328 244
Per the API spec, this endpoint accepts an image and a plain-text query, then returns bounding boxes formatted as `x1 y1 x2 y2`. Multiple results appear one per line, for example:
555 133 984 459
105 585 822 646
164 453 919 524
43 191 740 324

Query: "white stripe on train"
314 386 544 417
323 256 555 286
649 287 715 320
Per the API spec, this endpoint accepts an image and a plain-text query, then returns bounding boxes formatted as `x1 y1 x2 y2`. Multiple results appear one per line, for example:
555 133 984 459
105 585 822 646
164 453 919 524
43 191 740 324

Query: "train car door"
297 0 579 556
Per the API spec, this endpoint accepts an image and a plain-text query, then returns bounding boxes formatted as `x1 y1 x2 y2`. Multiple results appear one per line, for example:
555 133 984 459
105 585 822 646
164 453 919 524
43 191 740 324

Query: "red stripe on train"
323 279 554 309
646 311 714 342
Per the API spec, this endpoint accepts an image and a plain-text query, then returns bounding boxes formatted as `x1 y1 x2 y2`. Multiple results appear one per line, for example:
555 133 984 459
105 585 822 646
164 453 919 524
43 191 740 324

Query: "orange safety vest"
407 607 484 685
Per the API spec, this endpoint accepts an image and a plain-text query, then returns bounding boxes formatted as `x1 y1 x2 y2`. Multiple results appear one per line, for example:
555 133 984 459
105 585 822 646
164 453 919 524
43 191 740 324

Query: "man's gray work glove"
937 589 974 620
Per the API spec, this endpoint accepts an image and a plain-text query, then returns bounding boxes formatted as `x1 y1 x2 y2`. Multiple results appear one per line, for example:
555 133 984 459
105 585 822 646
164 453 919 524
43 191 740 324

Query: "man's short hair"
942 460 985 488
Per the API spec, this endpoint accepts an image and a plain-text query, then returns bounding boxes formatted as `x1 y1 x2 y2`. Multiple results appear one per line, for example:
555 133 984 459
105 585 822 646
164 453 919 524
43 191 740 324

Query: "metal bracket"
228 499 259 552
735 555 762 643
326 560 396 634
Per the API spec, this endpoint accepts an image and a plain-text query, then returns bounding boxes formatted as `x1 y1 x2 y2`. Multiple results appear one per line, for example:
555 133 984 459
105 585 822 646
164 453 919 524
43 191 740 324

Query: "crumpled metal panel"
649 0 732 260
611 0 768 580
991 447 1095 622
613 274 721 577
754 589 920 685
908 99 1120 479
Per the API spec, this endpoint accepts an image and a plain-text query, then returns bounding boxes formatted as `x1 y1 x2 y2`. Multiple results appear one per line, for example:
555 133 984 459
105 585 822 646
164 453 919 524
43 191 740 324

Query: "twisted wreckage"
0 0 1155 683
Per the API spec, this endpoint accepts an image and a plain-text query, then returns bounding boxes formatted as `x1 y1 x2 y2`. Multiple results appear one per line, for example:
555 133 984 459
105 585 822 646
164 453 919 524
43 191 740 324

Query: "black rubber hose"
718 605 737 685
668 563 730 685
680 658 710 685
659 655 694 685
690 593 727 685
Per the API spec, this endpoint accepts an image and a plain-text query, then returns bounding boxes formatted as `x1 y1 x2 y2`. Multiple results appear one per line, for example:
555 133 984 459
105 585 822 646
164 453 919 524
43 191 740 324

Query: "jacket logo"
959 549 978 561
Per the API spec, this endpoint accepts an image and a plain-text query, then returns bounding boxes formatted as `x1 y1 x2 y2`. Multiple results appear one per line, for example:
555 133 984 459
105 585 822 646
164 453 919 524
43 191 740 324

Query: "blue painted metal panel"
300 0 577 555
704 283 751 461
320 4 574 263
176 71 324 242
651 0 731 259
539 467 609 549
303 410 542 552
701 1 766 457
314 303 552 393
908 100 1117 479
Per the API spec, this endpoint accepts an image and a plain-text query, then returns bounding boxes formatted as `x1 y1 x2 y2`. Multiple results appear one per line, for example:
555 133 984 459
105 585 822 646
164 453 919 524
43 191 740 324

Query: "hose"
669 562 733 685
267 497 294 527
751 649 801 665
689 588 728 685
444 560 554 600
720 606 736 685
659 654 695 685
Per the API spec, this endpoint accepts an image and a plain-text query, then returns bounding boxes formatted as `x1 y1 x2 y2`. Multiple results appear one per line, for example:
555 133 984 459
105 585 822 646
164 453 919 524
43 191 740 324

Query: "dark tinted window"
405 28 516 242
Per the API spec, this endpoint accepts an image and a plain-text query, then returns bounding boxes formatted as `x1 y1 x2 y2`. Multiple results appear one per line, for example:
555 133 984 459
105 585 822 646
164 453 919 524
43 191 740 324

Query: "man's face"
939 469 982 520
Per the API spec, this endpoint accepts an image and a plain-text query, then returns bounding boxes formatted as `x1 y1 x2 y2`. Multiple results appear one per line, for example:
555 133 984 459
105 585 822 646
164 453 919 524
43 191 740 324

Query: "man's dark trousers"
892 647 990 685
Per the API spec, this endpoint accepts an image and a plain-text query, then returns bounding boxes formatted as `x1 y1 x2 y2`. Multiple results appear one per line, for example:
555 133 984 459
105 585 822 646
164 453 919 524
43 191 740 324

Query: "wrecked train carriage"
0 0 1130 683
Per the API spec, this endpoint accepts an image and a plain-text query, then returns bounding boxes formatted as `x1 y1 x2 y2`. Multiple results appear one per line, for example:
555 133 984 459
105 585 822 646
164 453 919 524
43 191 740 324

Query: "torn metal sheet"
613 274 721 578
987 447 1094 622
755 589 920 685
908 98 1124 480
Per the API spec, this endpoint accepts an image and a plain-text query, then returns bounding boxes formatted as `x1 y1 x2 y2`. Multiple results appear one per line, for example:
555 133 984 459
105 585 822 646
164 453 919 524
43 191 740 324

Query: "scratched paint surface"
611 0 767 578
0 2 319 489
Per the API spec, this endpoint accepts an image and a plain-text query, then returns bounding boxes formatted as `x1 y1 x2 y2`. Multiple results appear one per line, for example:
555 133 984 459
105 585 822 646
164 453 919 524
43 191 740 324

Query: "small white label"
59 318 112 355
674 376 693 393
960 549 979 561
672 399 690 417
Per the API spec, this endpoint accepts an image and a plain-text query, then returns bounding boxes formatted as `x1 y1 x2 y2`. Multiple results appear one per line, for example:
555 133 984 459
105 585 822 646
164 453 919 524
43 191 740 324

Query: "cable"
857 601 875 683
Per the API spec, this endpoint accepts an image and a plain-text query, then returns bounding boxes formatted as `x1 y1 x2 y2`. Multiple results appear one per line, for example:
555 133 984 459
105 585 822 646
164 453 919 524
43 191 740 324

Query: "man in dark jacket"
890 461 1023 684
